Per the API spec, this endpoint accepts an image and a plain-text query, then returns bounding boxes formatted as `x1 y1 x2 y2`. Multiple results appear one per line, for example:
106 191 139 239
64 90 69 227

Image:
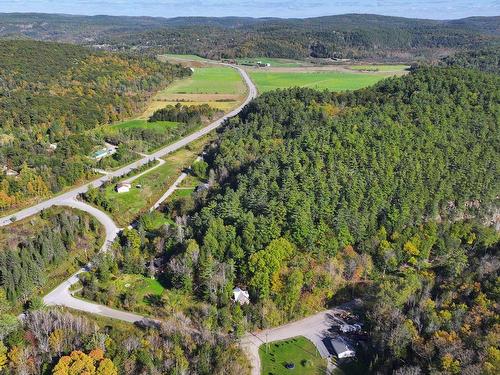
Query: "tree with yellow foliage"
52 350 117 375
0 341 7 371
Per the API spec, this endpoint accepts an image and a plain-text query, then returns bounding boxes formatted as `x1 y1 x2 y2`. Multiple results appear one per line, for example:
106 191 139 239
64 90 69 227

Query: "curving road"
24 62 255 322
0 64 257 227
41 198 129 314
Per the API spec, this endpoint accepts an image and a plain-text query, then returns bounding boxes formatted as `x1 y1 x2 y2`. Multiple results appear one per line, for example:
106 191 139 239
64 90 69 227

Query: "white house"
233 287 250 305
330 338 356 359
116 182 131 193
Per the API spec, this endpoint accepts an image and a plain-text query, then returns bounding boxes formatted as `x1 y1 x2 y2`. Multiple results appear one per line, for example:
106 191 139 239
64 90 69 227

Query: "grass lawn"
347 64 409 72
249 71 391 93
172 187 196 198
103 135 211 226
259 336 326 375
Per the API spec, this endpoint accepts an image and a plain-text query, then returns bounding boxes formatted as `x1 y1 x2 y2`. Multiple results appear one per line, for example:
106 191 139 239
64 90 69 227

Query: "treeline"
441 46 500 74
154 66 500 372
105 15 500 61
0 40 189 211
158 67 498 332
0 209 102 304
0 308 249 374
2 13 498 62
149 103 219 124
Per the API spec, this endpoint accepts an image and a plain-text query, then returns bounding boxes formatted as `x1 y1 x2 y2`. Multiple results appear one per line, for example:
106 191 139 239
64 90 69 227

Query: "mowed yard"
102 136 211 226
260 336 327 375
249 70 394 93
144 65 247 117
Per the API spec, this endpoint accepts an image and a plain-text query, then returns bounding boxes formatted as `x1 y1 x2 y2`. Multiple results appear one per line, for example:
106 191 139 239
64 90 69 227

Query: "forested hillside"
104 15 500 61
441 46 500 73
148 66 498 373
0 40 189 211
1 13 499 61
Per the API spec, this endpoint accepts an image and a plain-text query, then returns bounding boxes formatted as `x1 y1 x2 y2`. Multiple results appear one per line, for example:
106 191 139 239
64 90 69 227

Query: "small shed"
330 338 356 359
233 287 250 305
116 182 131 193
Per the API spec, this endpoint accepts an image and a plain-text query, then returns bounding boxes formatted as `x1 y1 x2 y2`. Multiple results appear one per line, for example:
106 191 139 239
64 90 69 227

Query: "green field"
165 66 243 94
162 53 210 62
237 57 306 67
109 119 180 132
347 64 409 72
259 336 326 375
249 71 391 93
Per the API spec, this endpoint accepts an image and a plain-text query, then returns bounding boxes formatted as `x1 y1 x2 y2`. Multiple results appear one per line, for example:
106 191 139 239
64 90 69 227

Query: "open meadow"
249 70 395 93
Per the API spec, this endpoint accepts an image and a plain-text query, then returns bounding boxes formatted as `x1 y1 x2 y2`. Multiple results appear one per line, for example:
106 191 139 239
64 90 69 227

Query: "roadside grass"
249 71 391 93
102 118 202 154
259 336 327 375
236 57 307 67
171 187 196 199
103 135 212 226
347 64 410 72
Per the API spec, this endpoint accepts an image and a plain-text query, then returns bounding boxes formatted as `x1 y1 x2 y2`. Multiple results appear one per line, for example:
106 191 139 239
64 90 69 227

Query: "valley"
0 9 498 375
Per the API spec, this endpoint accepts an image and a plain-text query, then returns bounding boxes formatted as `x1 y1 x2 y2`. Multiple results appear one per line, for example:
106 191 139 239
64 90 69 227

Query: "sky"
0 1 498 20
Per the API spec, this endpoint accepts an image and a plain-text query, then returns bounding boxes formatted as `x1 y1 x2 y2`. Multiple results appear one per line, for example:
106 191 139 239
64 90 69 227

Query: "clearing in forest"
249 70 396 93
259 336 327 375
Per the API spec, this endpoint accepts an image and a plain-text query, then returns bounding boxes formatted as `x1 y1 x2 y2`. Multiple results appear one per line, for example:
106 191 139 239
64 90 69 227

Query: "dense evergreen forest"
441 46 500 73
0 40 189 211
148 66 497 373
0 208 103 305
64 65 499 374
0 13 499 61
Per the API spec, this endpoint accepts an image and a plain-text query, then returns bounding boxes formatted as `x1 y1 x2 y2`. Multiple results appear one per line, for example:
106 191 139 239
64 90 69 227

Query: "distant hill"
0 13 499 61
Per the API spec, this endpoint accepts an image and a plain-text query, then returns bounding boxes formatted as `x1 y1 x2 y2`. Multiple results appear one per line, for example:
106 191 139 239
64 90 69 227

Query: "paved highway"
0 64 257 227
